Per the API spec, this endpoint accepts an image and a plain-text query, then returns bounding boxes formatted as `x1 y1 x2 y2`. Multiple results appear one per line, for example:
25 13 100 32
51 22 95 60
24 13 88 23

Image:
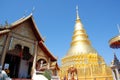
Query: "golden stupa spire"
76 5 80 20
60 6 113 80
66 6 97 56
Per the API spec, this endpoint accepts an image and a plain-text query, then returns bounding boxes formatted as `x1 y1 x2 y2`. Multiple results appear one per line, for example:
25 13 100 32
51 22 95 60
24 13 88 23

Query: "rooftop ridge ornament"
5 20 9 28
117 24 120 34
23 10 28 18
43 36 46 42
76 5 80 20
31 6 35 15
0 24 3 28
22 7 35 18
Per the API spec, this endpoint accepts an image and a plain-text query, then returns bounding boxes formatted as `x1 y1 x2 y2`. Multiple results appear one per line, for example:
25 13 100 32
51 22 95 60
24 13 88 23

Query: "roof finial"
31 6 35 15
117 24 120 34
5 20 9 28
76 5 80 20
23 10 27 18
43 36 46 41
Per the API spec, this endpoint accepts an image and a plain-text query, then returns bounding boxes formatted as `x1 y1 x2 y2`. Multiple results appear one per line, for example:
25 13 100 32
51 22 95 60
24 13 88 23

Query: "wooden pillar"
1 33 11 67
47 58 51 69
31 41 38 78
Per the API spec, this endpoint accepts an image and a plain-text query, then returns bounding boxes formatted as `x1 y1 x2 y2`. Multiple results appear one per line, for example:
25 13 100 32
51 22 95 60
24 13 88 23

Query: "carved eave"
0 29 10 36
51 61 60 70
39 41 57 61
109 35 120 48
2 14 44 42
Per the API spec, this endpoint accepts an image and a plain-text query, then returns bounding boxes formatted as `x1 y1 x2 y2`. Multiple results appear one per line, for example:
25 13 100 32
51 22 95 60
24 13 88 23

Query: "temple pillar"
40 60 43 68
31 41 38 78
1 33 11 66
47 58 50 69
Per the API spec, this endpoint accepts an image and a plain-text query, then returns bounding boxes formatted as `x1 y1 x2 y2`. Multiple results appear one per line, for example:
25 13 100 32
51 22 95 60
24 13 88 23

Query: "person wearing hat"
0 64 11 80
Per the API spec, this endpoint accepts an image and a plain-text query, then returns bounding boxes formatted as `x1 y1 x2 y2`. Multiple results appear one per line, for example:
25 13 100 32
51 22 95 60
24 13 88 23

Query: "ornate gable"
37 47 48 62
12 21 37 40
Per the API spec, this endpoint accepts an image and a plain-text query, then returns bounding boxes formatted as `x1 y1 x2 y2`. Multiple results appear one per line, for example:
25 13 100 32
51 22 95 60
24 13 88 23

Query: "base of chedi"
60 54 113 80
59 6 113 80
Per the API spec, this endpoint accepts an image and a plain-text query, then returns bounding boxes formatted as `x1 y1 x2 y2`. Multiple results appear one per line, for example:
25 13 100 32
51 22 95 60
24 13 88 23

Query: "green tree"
43 70 52 80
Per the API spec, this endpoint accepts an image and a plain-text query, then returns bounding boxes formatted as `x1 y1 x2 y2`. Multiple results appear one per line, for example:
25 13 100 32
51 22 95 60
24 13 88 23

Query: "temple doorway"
4 44 33 79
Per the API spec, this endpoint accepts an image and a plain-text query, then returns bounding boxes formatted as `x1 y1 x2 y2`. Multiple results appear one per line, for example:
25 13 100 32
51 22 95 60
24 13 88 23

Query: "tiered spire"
66 6 97 56
76 5 80 20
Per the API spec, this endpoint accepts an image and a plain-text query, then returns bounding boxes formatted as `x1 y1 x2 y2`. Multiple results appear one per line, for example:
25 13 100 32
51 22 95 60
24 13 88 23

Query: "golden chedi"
59 6 113 80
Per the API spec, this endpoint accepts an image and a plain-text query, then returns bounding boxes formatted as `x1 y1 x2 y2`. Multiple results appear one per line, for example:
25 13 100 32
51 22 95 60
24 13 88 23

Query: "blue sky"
1 0 120 65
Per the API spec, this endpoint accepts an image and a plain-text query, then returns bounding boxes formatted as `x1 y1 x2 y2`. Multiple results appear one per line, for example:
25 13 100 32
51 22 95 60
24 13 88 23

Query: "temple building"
0 14 59 79
59 6 113 80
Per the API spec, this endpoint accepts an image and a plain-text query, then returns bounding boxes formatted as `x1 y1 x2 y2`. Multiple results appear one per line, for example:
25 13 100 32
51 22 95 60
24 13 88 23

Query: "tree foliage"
43 69 52 80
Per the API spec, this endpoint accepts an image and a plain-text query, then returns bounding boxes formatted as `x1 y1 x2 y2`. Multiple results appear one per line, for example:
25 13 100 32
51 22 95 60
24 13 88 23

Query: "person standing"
0 65 11 80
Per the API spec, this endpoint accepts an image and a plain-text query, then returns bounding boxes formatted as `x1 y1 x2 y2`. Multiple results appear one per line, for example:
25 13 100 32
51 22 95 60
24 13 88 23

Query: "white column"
31 41 38 79
40 60 43 68
115 68 120 80
112 70 116 80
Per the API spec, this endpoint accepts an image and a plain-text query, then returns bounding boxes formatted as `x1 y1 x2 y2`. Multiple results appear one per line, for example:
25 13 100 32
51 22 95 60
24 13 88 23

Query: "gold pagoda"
59 6 113 80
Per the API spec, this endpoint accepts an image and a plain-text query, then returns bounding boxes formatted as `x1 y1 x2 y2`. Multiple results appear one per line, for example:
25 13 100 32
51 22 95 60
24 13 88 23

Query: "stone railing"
51 76 60 80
